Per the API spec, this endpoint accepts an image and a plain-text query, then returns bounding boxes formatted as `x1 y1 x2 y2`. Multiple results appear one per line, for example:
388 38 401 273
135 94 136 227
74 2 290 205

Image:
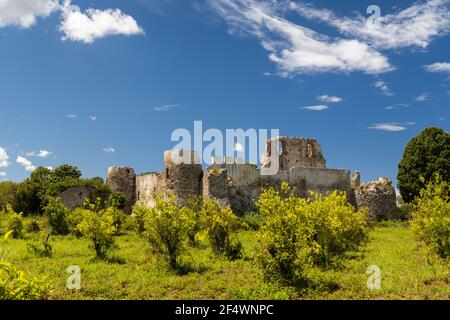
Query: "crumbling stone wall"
60 186 90 209
264 137 326 171
107 167 136 213
163 150 203 204
355 177 397 221
202 166 230 207
136 173 164 206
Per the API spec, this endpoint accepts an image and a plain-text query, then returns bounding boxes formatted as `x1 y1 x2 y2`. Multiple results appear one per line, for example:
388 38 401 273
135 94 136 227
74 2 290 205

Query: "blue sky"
0 0 449 187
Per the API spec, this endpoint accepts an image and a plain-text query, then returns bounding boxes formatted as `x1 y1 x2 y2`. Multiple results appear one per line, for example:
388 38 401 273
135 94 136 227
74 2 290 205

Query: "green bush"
240 212 266 231
76 208 117 260
201 200 242 260
3 207 24 239
131 203 149 234
0 261 51 300
411 175 450 260
25 218 41 233
256 183 369 284
142 195 192 269
43 198 70 235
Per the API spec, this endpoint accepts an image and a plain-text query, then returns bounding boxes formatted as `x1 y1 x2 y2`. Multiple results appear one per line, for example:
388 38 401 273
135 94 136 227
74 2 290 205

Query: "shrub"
184 196 204 245
76 208 117 260
3 207 24 239
43 198 70 235
240 212 266 231
0 261 51 300
109 192 128 211
201 200 242 260
27 232 53 258
142 195 191 269
25 218 41 233
411 175 450 260
256 183 369 284
131 203 149 234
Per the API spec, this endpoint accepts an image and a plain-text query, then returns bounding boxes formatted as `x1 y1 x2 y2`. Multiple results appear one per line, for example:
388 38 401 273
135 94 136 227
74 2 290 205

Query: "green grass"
0 221 448 300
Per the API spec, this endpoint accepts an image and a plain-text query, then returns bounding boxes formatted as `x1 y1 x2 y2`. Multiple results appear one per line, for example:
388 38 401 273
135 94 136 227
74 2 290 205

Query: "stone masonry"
107 137 397 218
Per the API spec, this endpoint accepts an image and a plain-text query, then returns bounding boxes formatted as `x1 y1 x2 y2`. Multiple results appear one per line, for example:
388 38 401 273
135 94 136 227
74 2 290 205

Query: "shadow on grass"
90 255 126 264
173 259 210 276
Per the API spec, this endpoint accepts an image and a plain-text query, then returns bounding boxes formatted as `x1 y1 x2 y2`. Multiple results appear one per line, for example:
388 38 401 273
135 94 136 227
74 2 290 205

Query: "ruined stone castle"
106 137 398 219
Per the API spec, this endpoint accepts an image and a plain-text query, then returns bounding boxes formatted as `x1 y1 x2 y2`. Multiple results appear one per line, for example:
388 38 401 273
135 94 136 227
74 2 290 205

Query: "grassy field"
0 221 448 300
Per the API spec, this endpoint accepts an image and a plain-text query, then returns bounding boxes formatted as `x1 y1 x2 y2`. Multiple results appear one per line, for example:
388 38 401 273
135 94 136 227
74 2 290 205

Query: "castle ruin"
107 137 362 215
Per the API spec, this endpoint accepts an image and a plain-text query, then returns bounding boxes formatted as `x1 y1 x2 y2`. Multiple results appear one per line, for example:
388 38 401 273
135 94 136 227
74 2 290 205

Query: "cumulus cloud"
317 95 342 103
88 115 97 122
26 150 52 158
290 0 450 50
59 0 145 44
154 104 181 112
301 105 329 111
16 156 36 172
424 62 450 74
103 147 115 153
207 0 392 75
0 172 6 177
0 147 9 168
66 113 78 119
373 80 395 96
235 143 244 152
0 0 59 28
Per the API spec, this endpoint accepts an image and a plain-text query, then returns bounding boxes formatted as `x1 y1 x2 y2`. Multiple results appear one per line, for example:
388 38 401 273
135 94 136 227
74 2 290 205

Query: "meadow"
1 220 448 300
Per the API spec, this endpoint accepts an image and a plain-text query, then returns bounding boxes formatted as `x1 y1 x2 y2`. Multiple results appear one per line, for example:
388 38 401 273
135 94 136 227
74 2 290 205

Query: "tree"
398 127 450 203
52 164 82 181
0 181 17 211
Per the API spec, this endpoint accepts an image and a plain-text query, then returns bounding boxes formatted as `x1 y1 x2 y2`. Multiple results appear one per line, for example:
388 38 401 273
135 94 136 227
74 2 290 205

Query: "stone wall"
60 186 90 209
107 167 136 213
264 137 326 171
355 177 397 221
136 173 163 206
202 166 230 207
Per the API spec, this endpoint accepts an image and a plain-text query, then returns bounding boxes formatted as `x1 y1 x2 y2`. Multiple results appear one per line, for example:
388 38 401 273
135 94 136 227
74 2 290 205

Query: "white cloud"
317 95 342 103
0 172 6 177
235 143 244 152
424 62 450 74
26 150 52 158
66 113 78 119
368 121 415 132
415 93 429 101
16 156 36 172
301 105 329 111
368 123 407 132
0 0 59 28
88 115 97 122
207 0 392 75
103 147 115 153
385 103 409 110
290 0 450 50
59 0 145 44
0 147 9 168
154 104 181 112
373 80 395 96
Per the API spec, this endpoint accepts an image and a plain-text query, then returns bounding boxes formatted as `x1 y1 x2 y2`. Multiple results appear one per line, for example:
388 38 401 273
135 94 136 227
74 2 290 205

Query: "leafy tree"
11 180 41 215
398 127 450 203
0 181 17 211
52 164 82 181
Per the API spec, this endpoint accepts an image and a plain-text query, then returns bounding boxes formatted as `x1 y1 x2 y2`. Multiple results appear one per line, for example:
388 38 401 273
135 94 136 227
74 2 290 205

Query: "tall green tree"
397 127 450 203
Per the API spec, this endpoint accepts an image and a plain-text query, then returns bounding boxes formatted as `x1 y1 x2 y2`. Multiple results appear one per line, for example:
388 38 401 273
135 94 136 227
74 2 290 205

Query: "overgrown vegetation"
411 175 450 260
256 183 369 284
397 127 450 203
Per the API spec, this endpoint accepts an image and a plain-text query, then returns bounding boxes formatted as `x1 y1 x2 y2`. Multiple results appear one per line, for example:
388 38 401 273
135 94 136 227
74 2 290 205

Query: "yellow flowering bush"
142 194 192 269
256 183 369 284
201 200 242 260
411 175 450 260
75 208 117 260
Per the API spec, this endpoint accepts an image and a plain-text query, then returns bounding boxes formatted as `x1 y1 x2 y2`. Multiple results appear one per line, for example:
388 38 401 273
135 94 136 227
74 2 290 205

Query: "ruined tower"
107 166 136 213
163 150 203 204
263 137 326 171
